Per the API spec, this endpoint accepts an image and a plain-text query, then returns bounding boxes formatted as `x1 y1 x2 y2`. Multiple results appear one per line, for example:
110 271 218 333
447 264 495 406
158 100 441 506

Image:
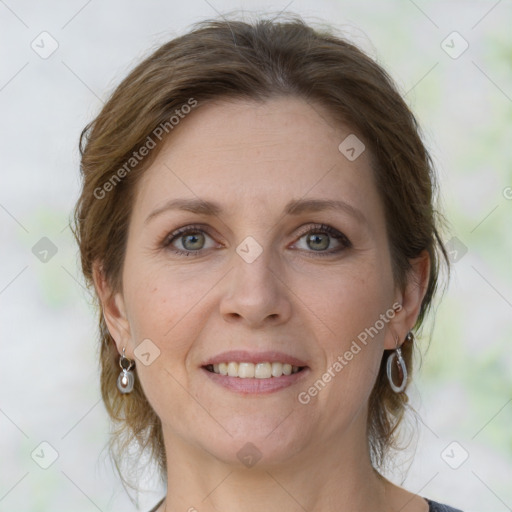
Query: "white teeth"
238 362 255 378
227 362 238 377
255 362 271 379
208 362 302 378
271 362 283 377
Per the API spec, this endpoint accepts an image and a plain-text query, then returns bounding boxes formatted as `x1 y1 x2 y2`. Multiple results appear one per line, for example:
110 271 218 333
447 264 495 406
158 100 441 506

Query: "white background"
1 1 511 511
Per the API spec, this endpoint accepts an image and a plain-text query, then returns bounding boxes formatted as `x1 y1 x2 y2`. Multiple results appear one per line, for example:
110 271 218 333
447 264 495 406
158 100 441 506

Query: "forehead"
132 96 382 222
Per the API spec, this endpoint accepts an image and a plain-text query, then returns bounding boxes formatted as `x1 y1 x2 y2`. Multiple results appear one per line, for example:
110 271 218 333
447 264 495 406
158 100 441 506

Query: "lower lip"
201 367 309 394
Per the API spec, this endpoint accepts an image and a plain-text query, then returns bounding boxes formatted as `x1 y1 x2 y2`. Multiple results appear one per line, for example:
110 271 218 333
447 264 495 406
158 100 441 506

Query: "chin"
199 422 307 468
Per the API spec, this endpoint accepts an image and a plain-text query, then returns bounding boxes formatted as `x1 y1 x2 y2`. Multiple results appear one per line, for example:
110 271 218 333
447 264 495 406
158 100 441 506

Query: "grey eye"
305 233 330 251
180 232 206 251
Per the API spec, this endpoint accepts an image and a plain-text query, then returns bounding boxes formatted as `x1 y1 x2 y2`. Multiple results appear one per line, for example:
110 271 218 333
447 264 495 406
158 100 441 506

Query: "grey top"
427 499 464 512
148 497 463 511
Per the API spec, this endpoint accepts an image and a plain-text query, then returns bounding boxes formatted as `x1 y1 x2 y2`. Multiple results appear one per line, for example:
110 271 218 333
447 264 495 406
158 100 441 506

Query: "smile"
205 361 305 378
202 362 309 395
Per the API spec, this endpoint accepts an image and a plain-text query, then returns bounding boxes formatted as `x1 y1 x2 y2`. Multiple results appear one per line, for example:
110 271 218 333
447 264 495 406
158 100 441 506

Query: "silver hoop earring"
386 335 409 393
117 347 135 394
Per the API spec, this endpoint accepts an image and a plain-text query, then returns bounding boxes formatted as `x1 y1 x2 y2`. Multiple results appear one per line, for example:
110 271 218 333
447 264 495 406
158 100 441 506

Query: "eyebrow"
144 197 367 225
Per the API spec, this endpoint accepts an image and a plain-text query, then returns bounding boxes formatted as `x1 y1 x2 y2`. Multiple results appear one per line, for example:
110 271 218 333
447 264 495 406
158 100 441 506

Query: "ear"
92 261 133 357
384 250 430 350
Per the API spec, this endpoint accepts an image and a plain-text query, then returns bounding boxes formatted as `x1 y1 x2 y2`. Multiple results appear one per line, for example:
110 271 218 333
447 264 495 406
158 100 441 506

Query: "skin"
94 96 430 512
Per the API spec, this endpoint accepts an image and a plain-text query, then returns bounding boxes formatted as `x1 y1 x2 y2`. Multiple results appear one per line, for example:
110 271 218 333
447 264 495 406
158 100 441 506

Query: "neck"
159 422 391 512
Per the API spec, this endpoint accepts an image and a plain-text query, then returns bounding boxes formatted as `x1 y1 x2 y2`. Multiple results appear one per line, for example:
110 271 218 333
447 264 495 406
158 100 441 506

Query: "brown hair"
72 14 449 489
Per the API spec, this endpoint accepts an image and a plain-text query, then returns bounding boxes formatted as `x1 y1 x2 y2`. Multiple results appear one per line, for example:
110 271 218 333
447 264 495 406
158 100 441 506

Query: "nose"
219 245 293 328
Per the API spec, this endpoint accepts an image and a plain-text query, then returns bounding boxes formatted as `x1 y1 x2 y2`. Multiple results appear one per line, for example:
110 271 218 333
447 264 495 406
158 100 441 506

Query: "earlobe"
385 250 430 349
92 262 132 354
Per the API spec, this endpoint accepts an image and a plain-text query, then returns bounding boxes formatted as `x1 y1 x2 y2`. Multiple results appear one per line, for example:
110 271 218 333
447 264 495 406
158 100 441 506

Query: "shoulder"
147 497 165 512
425 498 464 512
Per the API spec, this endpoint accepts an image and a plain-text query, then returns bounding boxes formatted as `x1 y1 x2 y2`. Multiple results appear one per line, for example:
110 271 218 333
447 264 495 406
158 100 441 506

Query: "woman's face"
101 96 419 467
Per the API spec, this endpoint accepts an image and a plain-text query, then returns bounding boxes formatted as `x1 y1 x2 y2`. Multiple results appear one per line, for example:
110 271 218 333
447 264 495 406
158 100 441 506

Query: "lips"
200 350 310 393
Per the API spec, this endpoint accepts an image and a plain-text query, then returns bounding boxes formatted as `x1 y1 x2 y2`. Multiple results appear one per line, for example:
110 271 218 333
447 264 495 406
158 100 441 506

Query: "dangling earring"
117 347 135 394
386 333 411 393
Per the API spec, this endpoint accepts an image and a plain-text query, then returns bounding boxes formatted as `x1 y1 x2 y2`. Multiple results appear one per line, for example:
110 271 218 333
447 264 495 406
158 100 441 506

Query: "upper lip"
202 350 308 367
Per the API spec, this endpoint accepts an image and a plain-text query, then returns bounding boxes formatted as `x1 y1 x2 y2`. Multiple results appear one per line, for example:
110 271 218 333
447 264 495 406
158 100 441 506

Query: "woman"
72 15 460 512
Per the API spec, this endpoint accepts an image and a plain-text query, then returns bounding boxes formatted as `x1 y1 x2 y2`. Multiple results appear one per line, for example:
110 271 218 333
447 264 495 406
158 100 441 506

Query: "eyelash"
161 223 352 257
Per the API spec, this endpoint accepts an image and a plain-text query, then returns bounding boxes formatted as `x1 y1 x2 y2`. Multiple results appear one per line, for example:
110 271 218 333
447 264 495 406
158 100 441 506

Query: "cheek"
302 262 393 399
122 260 222 386
124 274 203 419
307 262 393 343
123 253 204 337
